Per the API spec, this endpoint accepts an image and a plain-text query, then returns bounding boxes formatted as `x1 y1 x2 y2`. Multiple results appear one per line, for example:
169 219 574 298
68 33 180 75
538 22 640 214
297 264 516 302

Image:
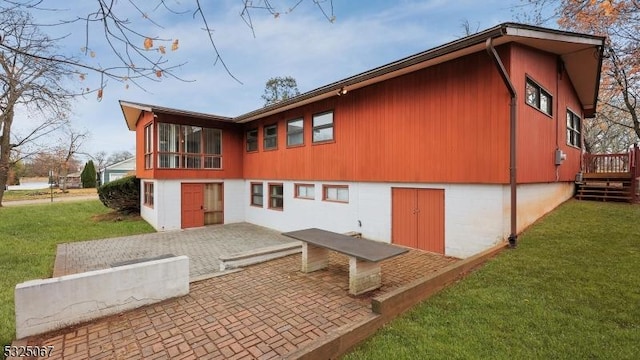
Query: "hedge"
97 175 140 214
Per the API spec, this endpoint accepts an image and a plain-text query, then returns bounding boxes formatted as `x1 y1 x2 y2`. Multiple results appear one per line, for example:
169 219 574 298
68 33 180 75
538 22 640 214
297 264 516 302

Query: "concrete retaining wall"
15 256 189 339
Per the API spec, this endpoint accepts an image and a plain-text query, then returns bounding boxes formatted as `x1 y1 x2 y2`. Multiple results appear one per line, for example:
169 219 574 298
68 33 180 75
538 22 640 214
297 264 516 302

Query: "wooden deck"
576 146 640 203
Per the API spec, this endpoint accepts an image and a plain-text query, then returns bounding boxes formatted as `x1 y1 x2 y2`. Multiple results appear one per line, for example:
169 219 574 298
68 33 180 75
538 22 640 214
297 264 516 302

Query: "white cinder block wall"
140 179 245 232
141 179 574 259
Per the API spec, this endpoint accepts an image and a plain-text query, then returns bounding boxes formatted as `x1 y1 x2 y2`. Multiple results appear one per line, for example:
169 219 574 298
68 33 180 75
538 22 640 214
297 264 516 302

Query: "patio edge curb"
286 241 508 359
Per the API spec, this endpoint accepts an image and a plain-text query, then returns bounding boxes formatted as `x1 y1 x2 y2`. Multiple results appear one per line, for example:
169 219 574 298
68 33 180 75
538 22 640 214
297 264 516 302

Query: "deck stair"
575 173 633 202
576 145 640 204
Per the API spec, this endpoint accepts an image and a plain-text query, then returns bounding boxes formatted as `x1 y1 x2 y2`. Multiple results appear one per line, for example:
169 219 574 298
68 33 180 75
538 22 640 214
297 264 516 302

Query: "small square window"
566 110 582 148
287 118 304 146
525 78 553 116
313 111 334 142
264 125 277 150
323 185 348 203
269 183 284 210
295 184 315 199
251 183 263 207
246 129 258 152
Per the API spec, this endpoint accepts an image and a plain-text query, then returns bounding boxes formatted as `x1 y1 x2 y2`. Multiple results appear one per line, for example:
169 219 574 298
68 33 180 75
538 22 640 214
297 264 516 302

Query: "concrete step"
219 242 302 271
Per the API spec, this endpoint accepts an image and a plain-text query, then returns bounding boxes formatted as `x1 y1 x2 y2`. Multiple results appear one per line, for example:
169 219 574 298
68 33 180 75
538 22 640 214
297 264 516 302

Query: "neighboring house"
100 157 136 185
119 23 604 258
59 172 82 189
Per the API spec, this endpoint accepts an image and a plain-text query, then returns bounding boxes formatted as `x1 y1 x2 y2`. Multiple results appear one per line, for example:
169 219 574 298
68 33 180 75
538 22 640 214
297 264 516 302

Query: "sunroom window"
157 123 222 169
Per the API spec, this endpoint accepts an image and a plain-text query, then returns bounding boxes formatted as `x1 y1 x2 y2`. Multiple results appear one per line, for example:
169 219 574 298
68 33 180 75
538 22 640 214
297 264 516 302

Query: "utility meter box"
555 149 567 165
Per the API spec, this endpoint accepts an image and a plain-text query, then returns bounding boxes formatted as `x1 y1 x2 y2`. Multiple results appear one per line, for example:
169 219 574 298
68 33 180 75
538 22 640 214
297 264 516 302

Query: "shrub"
97 175 140 214
81 160 97 188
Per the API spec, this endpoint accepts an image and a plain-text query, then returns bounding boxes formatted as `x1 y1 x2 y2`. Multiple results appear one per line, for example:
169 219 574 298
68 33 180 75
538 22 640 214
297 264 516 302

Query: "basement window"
250 182 263 207
143 182 154 208
295 184 315 199
323 185 348 203
269 183 284 210
525 78 553 116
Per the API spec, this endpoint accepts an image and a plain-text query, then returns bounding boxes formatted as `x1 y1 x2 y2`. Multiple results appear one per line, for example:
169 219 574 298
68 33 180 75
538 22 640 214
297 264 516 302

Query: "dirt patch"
92 212 142 222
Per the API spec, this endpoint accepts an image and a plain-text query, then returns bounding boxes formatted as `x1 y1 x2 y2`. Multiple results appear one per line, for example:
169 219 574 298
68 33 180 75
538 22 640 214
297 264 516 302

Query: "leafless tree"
0 8 73 205
0 1 336 93
106 150 134 165
56 126 88 192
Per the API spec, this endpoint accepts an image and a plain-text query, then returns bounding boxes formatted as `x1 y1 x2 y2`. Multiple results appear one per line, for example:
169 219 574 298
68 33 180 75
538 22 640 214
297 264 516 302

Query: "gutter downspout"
486 37 518 248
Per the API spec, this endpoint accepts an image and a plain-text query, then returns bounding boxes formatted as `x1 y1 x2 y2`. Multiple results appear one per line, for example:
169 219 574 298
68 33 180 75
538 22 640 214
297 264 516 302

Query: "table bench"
282 228 409 295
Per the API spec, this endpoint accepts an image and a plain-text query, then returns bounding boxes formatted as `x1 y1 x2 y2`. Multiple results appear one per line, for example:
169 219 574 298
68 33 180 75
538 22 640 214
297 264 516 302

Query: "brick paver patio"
16 248 458 359
53 223 298 278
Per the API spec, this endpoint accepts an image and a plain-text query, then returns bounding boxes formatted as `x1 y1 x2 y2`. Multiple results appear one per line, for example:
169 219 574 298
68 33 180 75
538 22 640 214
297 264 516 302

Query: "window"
157 123 222 169
264 124 277 150
143 182 154 207
313 111 334 142
269 183 284 210
246 129 258 152
287 118 304 146
295 184 315 199
525 78 552 116
323 185 348 203
144 124 153 169
251 183 263 207
566 110 582 148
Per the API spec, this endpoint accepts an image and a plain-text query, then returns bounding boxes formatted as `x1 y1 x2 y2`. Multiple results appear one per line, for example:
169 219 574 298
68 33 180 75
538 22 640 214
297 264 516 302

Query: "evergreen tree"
80 160 97 188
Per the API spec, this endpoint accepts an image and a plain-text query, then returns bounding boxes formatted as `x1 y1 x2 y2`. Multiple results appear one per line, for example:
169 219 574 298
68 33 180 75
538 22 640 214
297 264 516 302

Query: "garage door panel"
392 188 417 248
416 189 445 254
393 187 445 254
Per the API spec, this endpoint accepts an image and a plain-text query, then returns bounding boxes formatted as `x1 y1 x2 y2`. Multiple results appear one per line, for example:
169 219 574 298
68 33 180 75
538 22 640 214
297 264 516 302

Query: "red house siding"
243 49 511 184
510 44 583 183
134 45 587 186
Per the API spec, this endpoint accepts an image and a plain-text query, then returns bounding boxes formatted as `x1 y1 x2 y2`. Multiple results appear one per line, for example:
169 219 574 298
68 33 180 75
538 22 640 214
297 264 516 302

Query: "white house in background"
100 157 136 185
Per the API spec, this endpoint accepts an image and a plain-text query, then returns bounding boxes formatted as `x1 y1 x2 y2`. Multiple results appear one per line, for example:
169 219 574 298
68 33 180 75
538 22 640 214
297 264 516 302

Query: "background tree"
0 1 335 92
262 76 301 106
0 8 72 205
518 0 640 153
107 151 134 165
56 127 88 192
80 160 97 188
91 151 108 172
22 152 79 179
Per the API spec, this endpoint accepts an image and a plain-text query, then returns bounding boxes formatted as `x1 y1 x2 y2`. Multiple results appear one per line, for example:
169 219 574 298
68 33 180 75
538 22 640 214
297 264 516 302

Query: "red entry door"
392 188 445 254
181 183 205 229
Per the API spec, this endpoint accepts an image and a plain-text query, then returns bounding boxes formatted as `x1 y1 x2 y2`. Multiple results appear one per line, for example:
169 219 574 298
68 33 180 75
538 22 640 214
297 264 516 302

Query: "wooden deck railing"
582 144 639 203
584 152 632 173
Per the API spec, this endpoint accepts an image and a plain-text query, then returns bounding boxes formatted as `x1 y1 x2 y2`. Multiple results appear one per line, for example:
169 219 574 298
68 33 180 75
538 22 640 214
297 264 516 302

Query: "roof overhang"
234 23 604 122
119 100 234 130
119 22 605 128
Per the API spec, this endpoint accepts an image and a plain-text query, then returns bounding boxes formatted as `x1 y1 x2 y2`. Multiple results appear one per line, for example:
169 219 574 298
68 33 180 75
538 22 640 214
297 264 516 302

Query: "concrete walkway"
53 223 299 278
12 223 470 359
2 194 99 207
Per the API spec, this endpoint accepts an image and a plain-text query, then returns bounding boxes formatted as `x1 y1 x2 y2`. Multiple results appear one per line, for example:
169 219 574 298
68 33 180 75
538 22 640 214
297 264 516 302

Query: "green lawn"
0 201 154 350
346 200 640 360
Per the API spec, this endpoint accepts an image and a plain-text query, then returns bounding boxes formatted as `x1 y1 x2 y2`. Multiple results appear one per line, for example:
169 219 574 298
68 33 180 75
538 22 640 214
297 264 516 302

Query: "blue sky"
14 0 543 161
